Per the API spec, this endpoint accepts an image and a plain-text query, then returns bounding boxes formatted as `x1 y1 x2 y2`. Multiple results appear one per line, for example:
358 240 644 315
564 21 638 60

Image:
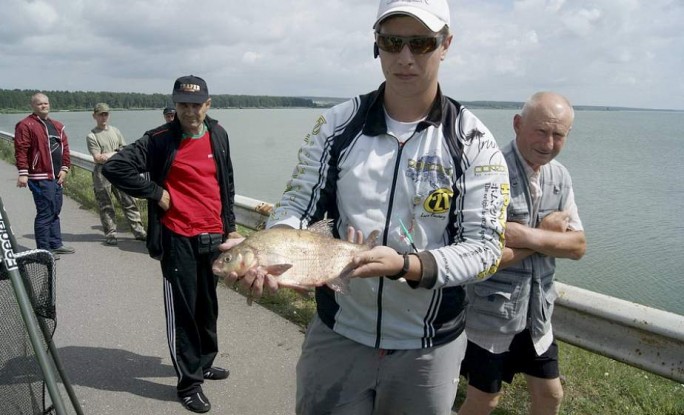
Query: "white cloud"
449 0 684 109
0 0 682 110
242 51 263 65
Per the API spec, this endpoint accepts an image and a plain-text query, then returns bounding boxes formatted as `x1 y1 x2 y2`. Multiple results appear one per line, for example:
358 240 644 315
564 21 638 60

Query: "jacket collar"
169 115 219 141
29 113 53 123
362 82 445 137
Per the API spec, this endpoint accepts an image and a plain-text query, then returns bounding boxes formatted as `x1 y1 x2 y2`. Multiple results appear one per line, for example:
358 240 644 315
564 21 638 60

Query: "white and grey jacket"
268 83 510 350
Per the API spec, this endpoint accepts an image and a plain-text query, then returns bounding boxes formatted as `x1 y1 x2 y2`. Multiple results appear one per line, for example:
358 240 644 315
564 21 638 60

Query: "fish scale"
212 223 380 292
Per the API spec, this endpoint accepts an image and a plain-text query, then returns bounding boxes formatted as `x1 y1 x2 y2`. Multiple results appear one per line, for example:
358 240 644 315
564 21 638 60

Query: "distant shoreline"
2 105 683 115
2 88 684 113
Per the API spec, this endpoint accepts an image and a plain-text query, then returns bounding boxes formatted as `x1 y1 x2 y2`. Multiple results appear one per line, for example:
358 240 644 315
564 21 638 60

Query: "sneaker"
134 231 147 241
203 366 229 380
51 245 75 254
179 390 211 413
105 234 118 245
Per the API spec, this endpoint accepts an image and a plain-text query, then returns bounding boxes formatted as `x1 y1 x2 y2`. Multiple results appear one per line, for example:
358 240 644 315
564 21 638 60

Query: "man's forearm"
499 246 534 269
524 228 586 260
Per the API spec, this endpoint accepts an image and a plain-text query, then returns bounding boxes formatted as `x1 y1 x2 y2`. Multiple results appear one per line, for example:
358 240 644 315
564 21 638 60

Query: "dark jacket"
102 115 237 259
14 113 71 180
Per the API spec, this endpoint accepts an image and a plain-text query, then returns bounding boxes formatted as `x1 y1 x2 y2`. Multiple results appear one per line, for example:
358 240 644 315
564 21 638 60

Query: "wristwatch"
387 253 409 280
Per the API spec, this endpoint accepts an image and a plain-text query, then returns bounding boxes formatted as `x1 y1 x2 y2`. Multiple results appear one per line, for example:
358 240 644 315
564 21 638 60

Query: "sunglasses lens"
376 34 441 54
377 35 404 53
409 37 438 54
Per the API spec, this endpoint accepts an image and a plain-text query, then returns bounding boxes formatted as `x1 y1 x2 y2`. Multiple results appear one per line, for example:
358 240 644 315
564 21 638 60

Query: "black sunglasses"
375 33 445 55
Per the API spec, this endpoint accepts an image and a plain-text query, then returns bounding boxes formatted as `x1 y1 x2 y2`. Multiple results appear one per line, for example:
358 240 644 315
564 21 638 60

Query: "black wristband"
387 253 409 280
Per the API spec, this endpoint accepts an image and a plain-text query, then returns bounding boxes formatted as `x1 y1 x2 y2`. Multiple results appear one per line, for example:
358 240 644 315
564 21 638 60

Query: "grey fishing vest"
465 140 573 340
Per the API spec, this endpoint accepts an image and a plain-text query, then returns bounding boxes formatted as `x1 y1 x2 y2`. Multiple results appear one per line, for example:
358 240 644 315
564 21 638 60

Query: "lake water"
2 107 683 315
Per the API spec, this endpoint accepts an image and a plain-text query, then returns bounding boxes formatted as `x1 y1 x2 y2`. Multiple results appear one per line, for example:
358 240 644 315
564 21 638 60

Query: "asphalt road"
1 159 302 414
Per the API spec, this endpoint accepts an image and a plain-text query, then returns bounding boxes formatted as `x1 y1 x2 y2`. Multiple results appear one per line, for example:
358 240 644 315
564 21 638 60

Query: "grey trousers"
92 166 145 236
296 316 467 415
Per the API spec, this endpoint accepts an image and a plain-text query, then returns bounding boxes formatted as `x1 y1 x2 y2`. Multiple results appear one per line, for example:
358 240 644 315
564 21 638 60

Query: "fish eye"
224 254 232 262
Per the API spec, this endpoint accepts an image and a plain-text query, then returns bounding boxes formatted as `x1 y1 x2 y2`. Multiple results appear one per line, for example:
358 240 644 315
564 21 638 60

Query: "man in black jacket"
103 75 241 413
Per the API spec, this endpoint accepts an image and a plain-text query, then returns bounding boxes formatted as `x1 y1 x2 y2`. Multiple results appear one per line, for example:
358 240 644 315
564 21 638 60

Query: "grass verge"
1 138 682 414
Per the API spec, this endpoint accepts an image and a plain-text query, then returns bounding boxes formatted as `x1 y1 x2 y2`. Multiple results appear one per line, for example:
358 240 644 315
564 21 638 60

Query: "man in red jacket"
14 93 76 256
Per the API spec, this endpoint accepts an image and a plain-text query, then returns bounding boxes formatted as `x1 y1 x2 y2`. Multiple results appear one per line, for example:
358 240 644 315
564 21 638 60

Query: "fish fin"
307 219 335 238
275 280 312 295
365 230 381 248
325 274 351 294
263 264 293 276
327 261 357 294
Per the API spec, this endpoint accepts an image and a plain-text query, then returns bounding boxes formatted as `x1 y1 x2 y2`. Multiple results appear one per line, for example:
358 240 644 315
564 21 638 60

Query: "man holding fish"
217 1 510 414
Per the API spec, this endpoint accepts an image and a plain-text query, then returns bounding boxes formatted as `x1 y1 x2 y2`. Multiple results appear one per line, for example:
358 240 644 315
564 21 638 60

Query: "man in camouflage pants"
86 103 147 245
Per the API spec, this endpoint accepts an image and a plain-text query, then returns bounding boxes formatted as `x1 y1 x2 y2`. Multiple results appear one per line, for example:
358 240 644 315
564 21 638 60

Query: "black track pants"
160 226 220 395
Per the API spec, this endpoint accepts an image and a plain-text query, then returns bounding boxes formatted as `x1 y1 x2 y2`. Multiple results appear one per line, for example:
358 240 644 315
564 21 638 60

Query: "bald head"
514 91 574 170
31 93 48 104
520 92 574 124
30 93 50 119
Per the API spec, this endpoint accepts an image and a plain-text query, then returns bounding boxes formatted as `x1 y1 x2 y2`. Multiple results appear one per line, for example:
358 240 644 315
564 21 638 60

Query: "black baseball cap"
172 75 209 104
163 106 176 115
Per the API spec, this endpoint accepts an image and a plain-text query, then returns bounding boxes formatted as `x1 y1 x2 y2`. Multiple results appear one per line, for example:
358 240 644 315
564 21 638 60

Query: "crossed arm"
499 211 586 270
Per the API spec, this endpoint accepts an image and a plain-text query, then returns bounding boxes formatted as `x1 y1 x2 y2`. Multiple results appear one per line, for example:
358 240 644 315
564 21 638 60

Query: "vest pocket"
468 269 531 320
540 273 558 321
528 271 557 338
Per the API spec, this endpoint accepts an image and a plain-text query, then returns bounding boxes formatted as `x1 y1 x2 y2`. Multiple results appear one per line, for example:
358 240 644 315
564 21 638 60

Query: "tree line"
0 89 319 112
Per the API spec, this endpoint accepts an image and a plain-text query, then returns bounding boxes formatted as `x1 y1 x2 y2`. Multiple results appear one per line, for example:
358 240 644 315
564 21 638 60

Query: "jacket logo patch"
406 155 453 189
474 164 506 175
312 115 326 136
423 188 453 214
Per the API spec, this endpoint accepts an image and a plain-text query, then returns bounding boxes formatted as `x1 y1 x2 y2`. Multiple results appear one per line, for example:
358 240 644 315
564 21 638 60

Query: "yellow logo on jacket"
424 188 453 214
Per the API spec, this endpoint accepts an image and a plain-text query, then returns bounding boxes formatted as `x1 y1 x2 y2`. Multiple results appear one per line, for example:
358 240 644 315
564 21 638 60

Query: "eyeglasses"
97 112 109 116
375 33 445 55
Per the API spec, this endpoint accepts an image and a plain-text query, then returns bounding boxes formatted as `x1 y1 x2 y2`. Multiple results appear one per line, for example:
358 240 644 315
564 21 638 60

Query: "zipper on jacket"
374 134 412 348
39 118 56 180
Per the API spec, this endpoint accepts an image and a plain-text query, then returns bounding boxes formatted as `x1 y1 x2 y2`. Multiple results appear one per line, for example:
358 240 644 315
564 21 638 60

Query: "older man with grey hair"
459 92 586 415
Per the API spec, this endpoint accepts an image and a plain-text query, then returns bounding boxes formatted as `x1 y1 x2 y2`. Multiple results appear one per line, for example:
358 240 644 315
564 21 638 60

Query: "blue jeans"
28 179 63 250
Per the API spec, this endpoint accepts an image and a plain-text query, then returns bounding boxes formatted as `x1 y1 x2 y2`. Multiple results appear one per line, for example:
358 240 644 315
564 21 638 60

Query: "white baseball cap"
373 0 451 32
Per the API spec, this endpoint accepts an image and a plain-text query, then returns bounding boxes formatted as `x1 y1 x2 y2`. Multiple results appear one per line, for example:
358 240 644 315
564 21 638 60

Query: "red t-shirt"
161 132 223 236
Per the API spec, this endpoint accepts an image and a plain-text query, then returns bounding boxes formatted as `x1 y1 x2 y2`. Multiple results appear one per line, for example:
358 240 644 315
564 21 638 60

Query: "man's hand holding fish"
215 236 280 300
212 222 413 302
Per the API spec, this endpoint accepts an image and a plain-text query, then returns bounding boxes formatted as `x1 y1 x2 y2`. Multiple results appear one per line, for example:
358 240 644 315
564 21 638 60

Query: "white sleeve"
563 187 583 231
428 112 510 287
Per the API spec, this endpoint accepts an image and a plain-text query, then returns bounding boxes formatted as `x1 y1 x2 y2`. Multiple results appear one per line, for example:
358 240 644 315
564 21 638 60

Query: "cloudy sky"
2 0 683 110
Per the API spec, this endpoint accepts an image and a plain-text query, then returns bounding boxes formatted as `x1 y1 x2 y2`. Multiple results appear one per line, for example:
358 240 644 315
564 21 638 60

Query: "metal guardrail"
2 130 683 382
554 283 684 382
0 130 268 229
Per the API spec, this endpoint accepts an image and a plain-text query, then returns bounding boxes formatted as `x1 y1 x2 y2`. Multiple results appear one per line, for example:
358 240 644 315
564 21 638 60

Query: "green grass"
2 138 683 414
0 138 15 161
452 341 684 414
61 166 101 212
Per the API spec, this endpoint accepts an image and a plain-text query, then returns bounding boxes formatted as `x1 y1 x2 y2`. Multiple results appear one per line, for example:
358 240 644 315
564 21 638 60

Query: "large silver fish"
212 220 380 292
